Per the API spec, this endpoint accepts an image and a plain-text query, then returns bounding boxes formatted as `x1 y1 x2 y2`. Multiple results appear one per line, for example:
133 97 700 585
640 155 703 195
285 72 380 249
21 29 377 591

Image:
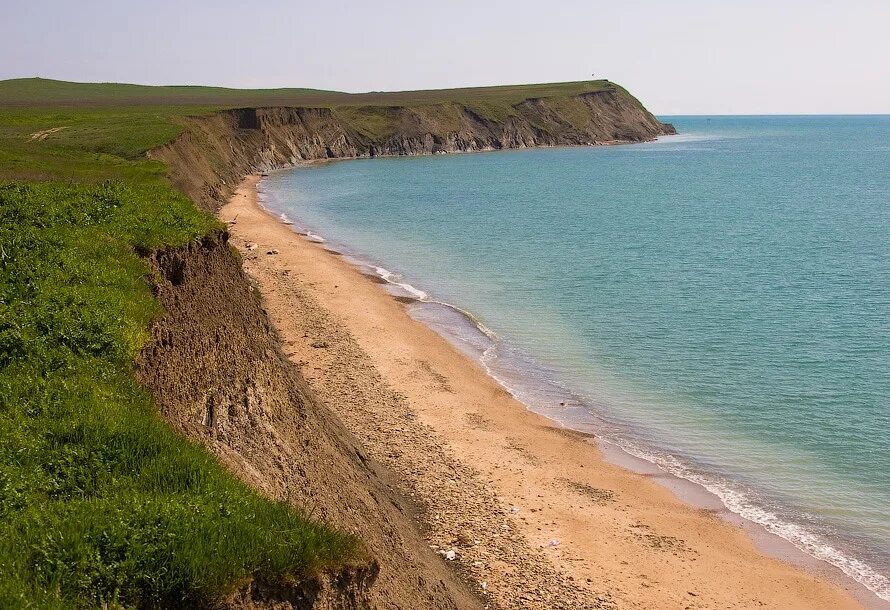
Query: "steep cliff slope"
136 232 483 609
152 88 674 211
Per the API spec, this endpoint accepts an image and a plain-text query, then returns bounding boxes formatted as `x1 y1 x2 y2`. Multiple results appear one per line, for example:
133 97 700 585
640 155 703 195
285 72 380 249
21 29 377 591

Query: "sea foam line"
606 438 890 602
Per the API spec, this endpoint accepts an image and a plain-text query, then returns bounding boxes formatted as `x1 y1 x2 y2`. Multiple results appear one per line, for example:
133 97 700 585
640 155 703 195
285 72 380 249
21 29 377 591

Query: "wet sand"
220 175 867 609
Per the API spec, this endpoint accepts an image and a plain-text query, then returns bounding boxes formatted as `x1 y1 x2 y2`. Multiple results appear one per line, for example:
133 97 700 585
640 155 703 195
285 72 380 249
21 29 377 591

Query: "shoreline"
260 162 889 607
222 174 875 609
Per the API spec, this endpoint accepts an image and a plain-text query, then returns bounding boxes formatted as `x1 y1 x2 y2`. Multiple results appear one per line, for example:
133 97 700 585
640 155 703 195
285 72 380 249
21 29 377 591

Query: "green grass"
0 77 614 110
0 78 337 109
0 179 362 609
0 89 367 608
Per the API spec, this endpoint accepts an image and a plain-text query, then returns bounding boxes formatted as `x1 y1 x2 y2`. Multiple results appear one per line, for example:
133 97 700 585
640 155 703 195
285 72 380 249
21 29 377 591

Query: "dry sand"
220 175 867 609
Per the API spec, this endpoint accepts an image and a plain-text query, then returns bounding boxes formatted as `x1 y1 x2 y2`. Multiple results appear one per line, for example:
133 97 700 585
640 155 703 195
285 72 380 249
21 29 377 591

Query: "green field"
0 80 372 609
0 77 611 608
0 76 613 108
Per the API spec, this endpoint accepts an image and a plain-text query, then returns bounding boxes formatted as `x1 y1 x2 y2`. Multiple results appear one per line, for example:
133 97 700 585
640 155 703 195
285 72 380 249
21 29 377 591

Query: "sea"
258 116 890 604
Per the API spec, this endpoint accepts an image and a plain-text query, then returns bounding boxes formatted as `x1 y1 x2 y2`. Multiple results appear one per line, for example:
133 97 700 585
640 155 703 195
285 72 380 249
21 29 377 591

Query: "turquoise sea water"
260 117 890 601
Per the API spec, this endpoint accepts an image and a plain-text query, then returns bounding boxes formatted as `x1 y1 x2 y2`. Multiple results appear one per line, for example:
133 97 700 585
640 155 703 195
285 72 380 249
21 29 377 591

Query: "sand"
220 175 868 609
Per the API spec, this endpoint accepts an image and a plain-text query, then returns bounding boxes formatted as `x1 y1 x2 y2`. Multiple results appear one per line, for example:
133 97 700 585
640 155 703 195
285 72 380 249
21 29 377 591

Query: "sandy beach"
220 175 867 609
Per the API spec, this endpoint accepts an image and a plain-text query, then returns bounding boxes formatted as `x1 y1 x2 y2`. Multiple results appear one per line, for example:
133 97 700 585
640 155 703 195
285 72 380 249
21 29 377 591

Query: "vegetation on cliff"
0 100 362 608
0 78 672 607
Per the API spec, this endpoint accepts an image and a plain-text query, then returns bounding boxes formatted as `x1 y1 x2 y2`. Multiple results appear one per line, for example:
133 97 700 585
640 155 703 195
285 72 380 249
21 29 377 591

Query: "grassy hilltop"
0 76 612 107
0 77 637 608
0 78 621 183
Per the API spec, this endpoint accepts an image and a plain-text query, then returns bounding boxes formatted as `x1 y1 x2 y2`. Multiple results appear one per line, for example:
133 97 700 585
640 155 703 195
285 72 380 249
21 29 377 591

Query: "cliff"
138 88 672 608
151 88 674 212
137 232 482 609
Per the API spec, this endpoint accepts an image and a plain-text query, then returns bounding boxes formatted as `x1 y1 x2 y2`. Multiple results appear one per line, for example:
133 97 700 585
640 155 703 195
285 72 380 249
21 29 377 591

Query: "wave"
371 266 429 300
608 437 890 601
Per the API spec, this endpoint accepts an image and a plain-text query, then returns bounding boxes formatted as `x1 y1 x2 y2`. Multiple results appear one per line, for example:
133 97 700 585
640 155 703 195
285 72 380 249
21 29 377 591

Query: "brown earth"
136 231 483 609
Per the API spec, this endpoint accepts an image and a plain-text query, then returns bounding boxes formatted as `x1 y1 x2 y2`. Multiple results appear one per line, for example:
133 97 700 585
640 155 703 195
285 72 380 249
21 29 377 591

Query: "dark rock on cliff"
218 566 379 610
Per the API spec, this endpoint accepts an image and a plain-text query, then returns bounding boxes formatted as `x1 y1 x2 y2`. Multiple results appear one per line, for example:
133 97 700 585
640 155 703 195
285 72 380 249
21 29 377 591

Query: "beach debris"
480 581 488 591
267 249 279 255
443 549 456 561
510 506 520 514
548 538 561 547
246 242 258 251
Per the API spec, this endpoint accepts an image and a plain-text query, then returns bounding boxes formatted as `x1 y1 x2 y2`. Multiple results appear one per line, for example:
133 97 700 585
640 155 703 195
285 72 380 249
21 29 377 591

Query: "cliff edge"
151 87 674 212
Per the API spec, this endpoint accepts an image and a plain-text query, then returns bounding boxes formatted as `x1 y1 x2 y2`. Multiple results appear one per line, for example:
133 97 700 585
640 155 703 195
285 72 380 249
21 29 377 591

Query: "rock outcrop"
151 88 674 212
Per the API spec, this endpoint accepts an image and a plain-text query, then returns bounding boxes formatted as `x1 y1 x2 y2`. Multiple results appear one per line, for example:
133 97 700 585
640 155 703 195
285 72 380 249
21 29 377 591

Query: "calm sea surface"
260 116 890 601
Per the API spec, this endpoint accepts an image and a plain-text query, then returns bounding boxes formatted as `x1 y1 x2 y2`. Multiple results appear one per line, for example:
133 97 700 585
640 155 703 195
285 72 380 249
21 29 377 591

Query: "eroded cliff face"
137 232 482 610
137 90 672 608
151 89 675 212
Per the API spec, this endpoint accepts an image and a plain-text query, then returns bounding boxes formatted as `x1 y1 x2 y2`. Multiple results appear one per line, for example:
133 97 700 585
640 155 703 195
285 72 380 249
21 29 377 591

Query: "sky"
3 0 889 115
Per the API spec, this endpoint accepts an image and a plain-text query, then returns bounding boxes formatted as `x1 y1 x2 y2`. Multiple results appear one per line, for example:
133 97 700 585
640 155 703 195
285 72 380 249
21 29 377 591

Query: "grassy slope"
0 86 364 609
0 77 622 608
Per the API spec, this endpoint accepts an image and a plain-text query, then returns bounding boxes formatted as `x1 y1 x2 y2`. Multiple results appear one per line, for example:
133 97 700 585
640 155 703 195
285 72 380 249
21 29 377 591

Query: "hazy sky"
3 0 889 114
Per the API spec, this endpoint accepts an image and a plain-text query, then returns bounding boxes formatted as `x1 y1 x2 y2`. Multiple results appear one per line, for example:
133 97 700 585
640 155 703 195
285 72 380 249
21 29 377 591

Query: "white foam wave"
427 299 499 341
650 132 731 145
372 266 429 300
608 438 890 602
